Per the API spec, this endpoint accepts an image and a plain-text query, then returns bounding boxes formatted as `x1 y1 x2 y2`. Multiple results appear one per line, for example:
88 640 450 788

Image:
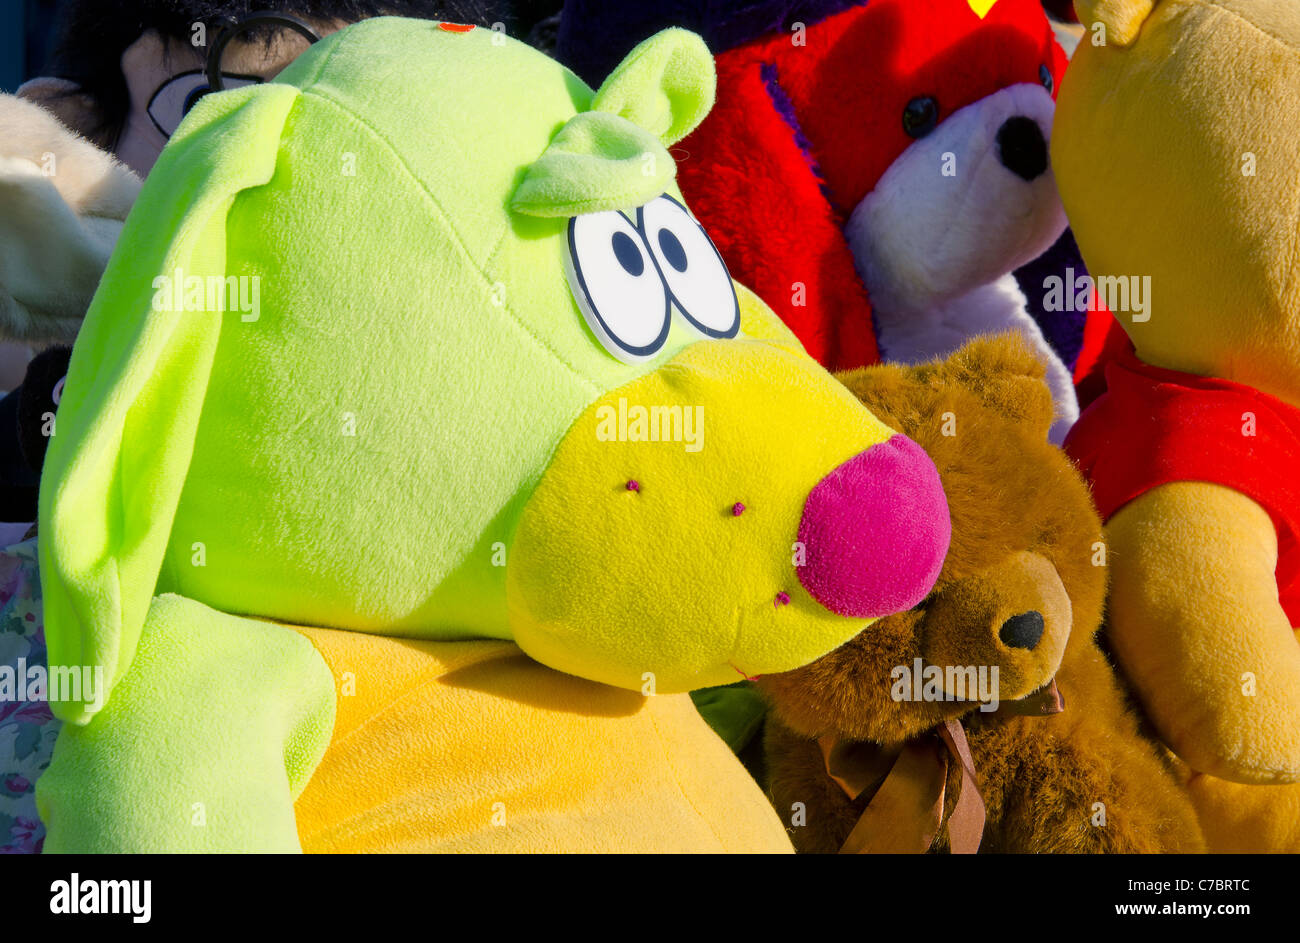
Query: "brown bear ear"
937 333 1056 440
834 362 915 434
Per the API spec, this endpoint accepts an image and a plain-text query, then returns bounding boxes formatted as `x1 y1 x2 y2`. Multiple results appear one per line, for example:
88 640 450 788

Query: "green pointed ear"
510 28 715 218
38 82 299 724
592 28 715 146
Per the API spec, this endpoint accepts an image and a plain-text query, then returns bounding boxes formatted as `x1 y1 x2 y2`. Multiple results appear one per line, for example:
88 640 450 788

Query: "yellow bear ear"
1073 0 1160 47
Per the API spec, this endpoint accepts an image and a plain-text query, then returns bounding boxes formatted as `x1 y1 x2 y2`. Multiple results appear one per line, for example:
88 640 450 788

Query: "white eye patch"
565 195 740 363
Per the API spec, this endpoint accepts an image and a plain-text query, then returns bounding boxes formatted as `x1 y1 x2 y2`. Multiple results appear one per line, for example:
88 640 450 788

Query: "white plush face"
844 82 1067 317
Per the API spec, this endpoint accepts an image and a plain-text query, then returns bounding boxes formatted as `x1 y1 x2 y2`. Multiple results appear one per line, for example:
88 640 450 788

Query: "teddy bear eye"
1039 64 1054 95
902 96 940 138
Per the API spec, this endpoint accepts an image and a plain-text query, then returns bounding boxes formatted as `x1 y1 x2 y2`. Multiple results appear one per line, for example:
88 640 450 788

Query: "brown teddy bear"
759 334 1204 853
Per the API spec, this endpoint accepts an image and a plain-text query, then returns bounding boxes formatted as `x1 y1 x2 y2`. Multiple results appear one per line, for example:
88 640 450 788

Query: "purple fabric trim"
759 62 835 204
1013 227 1089 371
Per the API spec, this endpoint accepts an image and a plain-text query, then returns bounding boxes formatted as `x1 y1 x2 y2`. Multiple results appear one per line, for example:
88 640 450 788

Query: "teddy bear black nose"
996 116 1048 181
999 610 1045 650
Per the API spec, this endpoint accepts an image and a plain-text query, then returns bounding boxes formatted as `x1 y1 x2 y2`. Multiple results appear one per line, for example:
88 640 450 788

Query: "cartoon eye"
183 85 210 115
902 96 940 138
639 195 739 339
565 210 671 362
1039 64 1054 95
147 70 260 139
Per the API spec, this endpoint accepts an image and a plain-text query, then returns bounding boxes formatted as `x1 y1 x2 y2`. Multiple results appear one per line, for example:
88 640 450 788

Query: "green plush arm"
37 594 336 852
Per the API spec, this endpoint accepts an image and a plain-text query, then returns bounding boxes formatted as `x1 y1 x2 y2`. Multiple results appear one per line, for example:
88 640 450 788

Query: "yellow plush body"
292 626 792 853
1054 0 1300 850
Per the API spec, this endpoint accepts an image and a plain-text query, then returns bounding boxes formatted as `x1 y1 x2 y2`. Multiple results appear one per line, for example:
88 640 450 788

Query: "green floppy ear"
510 28 715 218
38 83 299 724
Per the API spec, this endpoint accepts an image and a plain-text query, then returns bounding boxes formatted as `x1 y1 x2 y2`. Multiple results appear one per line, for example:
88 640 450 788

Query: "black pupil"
902 97 939 138
657 228 688 273
183 85 210 116
611 231 644 276
1039 64 1053 94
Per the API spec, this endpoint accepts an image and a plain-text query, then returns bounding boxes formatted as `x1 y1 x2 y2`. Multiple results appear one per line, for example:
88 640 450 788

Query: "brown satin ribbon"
937 720 984 854
994 677 1065 717
820 718 984 854
819 678 1064 854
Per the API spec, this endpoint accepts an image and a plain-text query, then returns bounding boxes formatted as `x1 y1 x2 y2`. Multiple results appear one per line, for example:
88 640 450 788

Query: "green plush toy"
35 17 951 852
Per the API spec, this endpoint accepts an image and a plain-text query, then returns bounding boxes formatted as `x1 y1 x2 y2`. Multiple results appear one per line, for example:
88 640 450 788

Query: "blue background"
0 0 57 93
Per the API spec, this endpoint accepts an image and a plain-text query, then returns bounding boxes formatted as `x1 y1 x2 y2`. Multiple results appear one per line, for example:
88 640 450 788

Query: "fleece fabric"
761 334 1204 853
674 45 880 370
39 603 794 853
1182 765 1300 853
684 0 1068 373
37 594 336 853
557 0 1071 374
25 25 669 713
1054 0 1300 851
1066 347 1300 625
506 336 922 692
1104 483 1300 785
292 626 792 853
37 18 949 851
41 18 944 715
1055 0 1300 406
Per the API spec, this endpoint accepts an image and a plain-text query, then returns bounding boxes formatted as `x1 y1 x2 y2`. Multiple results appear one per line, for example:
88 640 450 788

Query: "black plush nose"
996 116 1048 181
999 610 1045 650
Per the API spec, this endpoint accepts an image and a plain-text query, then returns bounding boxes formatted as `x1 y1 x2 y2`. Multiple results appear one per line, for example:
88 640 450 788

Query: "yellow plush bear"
1055 0 1300 851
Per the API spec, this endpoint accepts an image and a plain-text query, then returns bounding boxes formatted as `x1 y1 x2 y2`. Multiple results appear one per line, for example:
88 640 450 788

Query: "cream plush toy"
1058 0 1300 851
0 94 140 347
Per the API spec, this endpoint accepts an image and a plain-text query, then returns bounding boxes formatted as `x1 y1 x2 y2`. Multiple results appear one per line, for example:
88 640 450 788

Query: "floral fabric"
0 538 57 854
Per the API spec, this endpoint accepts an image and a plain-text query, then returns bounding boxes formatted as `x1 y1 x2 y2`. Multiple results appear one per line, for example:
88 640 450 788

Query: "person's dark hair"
45 0 514 148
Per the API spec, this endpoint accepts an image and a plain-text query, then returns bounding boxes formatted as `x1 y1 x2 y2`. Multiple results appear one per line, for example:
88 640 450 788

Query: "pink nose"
797 435 950 618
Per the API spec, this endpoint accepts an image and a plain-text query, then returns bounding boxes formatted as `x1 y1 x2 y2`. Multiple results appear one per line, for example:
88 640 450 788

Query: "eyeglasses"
205 10 321 93
146 10 321 139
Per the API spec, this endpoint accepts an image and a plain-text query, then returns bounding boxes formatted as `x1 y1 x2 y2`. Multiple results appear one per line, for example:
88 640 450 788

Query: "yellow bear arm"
1107 481 1300 784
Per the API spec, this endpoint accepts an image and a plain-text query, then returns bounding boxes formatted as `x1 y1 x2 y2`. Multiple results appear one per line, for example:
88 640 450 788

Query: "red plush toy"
558 0 1079 441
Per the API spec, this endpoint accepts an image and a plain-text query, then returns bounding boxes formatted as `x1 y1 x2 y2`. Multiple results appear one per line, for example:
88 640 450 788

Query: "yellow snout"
506 339 952 693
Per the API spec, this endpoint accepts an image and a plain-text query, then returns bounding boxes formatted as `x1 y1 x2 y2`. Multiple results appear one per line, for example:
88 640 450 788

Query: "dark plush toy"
0 346 70 522
15 345 71 475
759 334 1204 853
1042 0 1076 20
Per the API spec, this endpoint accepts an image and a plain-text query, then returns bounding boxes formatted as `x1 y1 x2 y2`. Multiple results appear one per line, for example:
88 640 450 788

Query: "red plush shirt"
1065 346 1300 626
